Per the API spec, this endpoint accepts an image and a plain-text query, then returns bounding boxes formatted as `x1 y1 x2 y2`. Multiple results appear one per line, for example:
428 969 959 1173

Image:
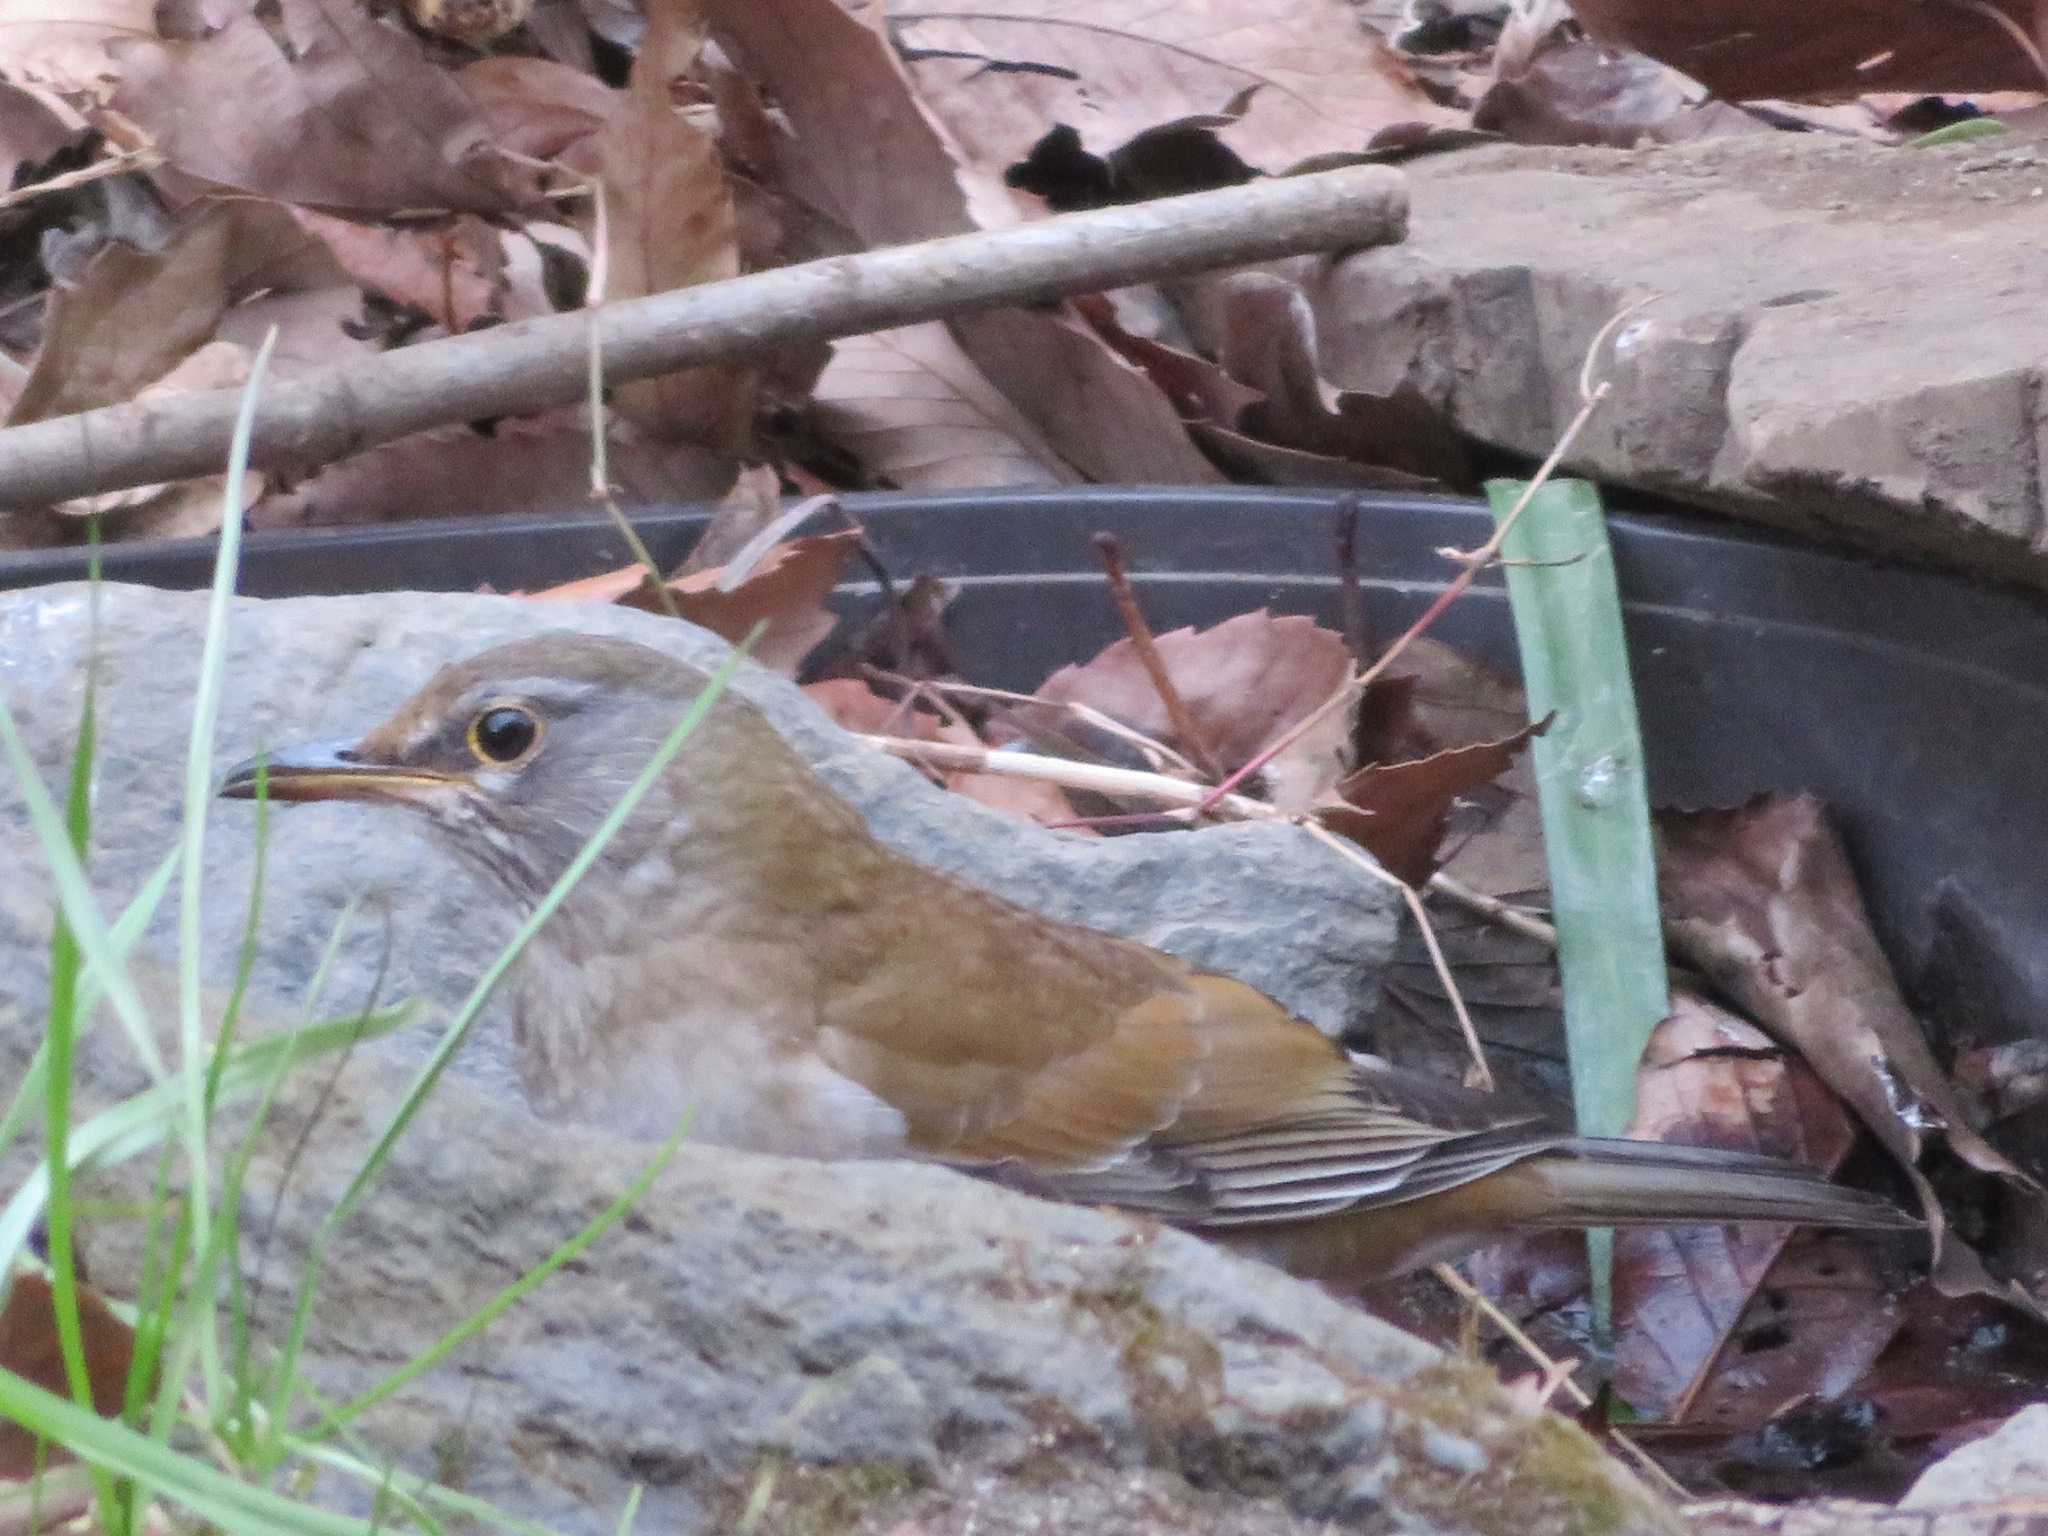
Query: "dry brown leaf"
1037 610 1354 796
1660 795 2033 1183
1570 0 2045 100
0 1270 140 1479
9 202 235 428
951 307 1225 485
805 675 928 737
528 531 853 675
252 408 737 527
1363 637 1531 760
1363 638 1543 894
677 462 787 577
711 0 1217 484
1473 32 1737 146
0 82 82 187
893 0 1453 180
458 55 615 166
526 565 651 604
811 323 1079 491
213 284 377 385
663 529 859 674
1316 715 1543 885
711 0 1011 248
109 0 533 215
596 0 751 447
1613 993 1871 1420
1660 793 2048 1306
293 210 504 334
1191 424 1443 490
1216 271 1471 486
1072 291 1265 428
0 0 153 98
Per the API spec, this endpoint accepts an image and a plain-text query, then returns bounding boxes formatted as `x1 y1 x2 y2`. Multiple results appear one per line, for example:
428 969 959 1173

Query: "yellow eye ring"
468 705 543 766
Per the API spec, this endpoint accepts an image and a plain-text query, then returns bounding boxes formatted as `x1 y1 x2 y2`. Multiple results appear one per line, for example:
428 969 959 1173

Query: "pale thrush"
220 634 1914 1280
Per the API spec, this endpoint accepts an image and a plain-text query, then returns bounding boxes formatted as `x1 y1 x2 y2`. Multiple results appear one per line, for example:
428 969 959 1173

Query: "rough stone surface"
1900 1403 2048 1508
0 997 1683 1536
0 583 1398 1103
1315 130 2048 588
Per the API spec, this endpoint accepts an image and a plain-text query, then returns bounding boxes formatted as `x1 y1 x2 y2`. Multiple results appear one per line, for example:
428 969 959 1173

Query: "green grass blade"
207 771 272 1114
0 1009 410 1277
41 597 124 1525
177 326 280 1412
0 1369 382 1536
284 1431 563 1536
1487 477 1669 1334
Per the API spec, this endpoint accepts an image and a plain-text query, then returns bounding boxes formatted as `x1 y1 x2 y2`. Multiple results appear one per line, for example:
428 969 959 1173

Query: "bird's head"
219 634 765 906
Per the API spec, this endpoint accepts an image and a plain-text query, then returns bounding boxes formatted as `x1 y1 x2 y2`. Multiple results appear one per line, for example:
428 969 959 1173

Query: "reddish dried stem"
1091 533 1228 783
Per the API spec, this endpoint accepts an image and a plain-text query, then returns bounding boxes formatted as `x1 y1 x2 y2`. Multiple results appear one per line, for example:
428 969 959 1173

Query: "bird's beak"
218 740 460 805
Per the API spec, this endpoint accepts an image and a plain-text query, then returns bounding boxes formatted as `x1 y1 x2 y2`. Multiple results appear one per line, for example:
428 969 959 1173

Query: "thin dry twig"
1429 872 1559 947
0 165 1406 508
1303 820 1494 1090
869 671 1202 777
0 147 164 212
1091 533 1228 781
1430 1262 1688 1501
859 734 1269 817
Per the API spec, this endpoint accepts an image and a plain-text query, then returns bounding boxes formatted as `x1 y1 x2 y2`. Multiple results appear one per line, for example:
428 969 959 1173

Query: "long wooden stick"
0 166 1405 510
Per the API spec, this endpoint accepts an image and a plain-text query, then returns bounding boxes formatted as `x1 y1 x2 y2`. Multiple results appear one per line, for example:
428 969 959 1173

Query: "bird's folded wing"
811 889 1213 1168
1143 974 1564 1225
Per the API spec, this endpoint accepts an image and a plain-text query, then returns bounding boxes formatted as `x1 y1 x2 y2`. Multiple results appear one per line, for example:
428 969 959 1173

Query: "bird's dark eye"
468 705 541 765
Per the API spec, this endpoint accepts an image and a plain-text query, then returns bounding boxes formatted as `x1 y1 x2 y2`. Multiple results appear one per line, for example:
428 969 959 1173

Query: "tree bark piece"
0 166 1405 511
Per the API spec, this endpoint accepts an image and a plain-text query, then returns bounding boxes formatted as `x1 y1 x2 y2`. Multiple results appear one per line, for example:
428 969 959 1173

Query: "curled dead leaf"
1659 792 2048 1309
1616 991 1877 1419
1315 715 1546 885
895 0 1452 184
110 0 534 215
810 322 1078 491
530 530 857 677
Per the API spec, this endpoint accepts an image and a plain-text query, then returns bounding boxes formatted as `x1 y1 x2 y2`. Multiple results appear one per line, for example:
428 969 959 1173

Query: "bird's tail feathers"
1522 1138 1919 1231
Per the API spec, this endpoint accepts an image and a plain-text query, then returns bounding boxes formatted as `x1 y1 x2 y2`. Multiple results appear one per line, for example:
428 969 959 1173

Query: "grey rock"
1315 133 2048 589
768 1355 939 1477
0 583 1398 1103
1900 1403 2048 1508
1420 1425 1489 1477
17 1027 1680 1536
